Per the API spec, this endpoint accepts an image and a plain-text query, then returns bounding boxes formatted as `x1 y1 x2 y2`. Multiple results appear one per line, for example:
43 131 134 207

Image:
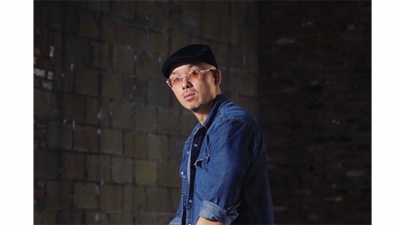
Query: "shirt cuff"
199 200 239 224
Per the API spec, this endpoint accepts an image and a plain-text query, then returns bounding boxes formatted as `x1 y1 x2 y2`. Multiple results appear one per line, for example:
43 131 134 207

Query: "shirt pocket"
194 152 210 169
194 152 210 196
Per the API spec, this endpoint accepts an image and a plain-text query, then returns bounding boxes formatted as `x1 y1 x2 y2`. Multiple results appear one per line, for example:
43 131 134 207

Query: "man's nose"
181 77 191 89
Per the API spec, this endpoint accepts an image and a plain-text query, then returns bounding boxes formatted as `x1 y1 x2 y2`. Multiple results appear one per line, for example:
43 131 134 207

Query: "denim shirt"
170 94 274 225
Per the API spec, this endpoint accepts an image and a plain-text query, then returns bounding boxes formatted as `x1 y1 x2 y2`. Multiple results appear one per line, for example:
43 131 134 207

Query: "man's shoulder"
218 100 254 122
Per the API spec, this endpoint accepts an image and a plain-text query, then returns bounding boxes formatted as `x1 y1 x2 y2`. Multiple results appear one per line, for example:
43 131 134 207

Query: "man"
162 44 274 225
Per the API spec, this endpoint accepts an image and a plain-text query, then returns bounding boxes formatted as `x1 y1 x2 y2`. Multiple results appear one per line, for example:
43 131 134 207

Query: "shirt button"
194 143 198 147
188 199 192 203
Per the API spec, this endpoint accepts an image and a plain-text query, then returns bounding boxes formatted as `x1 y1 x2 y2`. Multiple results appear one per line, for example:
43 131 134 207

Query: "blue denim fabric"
170 95 274 225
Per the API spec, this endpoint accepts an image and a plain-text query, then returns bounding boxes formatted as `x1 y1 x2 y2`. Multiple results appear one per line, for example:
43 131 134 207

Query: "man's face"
169 62 221 114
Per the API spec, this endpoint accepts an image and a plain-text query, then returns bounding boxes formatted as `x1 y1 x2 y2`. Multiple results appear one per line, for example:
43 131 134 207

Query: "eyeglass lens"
167 70 212 88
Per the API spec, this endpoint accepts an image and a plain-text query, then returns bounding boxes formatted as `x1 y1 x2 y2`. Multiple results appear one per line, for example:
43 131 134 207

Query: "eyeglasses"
166 69 214 88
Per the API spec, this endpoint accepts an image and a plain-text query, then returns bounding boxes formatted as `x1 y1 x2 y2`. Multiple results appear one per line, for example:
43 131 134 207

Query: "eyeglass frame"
165 69 215 88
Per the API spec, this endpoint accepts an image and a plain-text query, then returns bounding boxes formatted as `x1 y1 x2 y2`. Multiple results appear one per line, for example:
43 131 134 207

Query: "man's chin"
184 104 199 112
190 107 199 113
184 104 198 112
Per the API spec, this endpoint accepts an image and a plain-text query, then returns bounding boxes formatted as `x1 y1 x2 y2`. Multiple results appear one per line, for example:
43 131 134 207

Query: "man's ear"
213 69 222 86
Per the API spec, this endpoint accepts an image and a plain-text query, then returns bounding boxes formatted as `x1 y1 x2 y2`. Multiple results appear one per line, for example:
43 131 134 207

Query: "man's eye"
190 71 199 76
173 77 182 82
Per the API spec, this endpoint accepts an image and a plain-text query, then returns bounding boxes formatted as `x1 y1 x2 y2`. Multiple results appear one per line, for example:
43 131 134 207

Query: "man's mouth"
183 92 195 100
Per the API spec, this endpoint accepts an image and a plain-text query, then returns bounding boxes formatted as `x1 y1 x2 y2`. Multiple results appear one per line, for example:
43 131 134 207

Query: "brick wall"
258 1 371 224
34 1 259 224
34 1 371 224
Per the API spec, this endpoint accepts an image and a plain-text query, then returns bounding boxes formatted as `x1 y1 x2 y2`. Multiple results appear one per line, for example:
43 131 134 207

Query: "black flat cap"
161 44 218 78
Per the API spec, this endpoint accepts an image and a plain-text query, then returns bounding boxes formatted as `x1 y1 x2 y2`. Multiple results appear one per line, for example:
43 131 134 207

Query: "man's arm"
196 217 223 225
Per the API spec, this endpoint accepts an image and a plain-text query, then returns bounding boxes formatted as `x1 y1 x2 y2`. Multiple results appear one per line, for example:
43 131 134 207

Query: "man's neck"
194 113 208 125
192 99 215 125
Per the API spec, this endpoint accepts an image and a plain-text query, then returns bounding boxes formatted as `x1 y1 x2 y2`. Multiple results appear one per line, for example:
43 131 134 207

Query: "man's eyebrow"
171 64 196 75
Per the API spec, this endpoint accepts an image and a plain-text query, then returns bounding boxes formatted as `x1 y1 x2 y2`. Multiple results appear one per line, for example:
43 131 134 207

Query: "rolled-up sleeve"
199 200 239 224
